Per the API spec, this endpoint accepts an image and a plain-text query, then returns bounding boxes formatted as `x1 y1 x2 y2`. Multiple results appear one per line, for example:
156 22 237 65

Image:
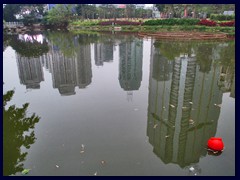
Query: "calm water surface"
3 32 235 176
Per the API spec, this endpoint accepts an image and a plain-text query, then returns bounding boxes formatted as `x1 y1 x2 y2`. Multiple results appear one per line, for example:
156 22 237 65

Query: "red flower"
198 19 217 26
219 21 235 27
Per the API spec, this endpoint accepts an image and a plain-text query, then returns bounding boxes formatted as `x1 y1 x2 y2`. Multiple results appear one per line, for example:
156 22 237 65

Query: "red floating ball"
207 137 224 151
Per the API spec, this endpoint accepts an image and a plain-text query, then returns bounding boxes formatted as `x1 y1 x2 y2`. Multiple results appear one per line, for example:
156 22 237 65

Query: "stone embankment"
4 23 44 34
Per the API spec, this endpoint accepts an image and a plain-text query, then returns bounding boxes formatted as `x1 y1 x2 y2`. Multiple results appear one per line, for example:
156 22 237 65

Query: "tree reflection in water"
3 90 40 176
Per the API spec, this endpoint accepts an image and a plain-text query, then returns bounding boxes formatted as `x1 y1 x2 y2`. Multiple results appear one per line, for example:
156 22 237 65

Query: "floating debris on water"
189 167 195 171
165 135 170 138
153 124 158 129
189 119 194 124
80 144 85 153
101 160 106 165
94 172 97 176
214 104 221 108
189 102 193 105
22 169 31 175
56 165 59 168
170 104 175 108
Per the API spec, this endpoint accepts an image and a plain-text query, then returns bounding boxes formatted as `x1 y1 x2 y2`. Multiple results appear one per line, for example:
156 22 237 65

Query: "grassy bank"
68 19 235 37
68 25 235 36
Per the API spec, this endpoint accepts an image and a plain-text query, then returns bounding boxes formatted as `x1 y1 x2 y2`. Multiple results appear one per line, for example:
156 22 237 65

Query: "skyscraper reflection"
147 39 229 169
118 38 143 91
94 42 114 66
15 33 93 95
16 53 44 89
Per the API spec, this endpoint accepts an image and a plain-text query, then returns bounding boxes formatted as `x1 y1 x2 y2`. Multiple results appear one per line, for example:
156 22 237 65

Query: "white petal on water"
170 104 175 108
101 160 106 165
189 167 194 171
81 144 85 148
153 124 158 128
165 135 170 138
189 119 194 124
189 102 193 104
56 165 59 168
80 150 85 154
94 172 97 176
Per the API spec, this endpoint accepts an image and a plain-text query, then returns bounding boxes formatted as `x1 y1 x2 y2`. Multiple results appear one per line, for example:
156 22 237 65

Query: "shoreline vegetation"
67 18 235 40
4 18 235 40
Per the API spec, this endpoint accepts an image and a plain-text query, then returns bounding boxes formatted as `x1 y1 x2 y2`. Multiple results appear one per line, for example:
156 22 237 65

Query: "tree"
45 4 74 27
3 90 40 175
155 4 165 12
3 4 21 21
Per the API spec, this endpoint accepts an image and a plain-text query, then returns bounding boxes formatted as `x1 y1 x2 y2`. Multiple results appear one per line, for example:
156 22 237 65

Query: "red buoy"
207 137 224 151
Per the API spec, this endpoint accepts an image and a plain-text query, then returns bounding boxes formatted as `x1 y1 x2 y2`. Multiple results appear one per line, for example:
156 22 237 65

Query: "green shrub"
143 18 200 26
210 14 235 21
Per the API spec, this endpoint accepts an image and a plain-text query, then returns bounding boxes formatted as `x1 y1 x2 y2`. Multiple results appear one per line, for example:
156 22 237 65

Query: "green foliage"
9 35 49 58
70 20 99 26
22 14 39 26
143 18 200 26
22 169 31 175
210 14 235 21
3 90 40 176
45 4 74 26
3 4 21 21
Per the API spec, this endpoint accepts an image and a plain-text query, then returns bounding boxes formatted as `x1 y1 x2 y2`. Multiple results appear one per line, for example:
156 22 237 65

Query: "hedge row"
197 19 217 26
143 18 200 26
198 19 235 27
143 19 235 27
210 14 235 21
99 20 141 26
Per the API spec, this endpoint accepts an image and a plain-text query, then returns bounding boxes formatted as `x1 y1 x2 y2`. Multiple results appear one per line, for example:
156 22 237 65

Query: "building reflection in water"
15 33 92 96
118 37 143 101
16 53 44 89
147 39 235 174
15 34 46 89
94 42 114 66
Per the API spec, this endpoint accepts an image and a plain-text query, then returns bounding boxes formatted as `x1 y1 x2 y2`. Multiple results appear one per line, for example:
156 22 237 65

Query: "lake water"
3 31 235 176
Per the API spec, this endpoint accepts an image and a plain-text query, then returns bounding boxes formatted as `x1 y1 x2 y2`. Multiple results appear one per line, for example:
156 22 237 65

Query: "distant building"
223 11 234 15
135 4 145 9
152 5 160 18
47 4 56 11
